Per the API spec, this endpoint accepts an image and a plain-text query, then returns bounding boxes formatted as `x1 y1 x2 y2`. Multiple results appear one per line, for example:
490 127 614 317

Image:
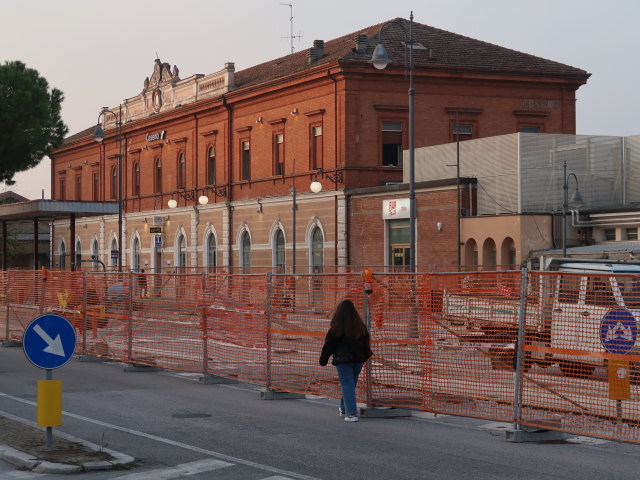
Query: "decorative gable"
99 59 235 130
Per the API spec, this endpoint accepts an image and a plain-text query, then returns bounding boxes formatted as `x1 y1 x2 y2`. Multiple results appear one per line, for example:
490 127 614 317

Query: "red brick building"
49 17 589 271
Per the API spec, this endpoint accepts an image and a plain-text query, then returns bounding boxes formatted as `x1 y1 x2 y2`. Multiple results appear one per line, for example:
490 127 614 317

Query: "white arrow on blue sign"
23 314 77 369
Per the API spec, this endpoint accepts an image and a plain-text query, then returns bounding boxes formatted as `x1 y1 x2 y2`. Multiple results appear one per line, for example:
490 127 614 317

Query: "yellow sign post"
608 359 631 401
37 380 62 427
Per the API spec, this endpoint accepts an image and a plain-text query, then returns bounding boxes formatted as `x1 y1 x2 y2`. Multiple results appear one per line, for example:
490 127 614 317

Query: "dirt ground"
0 415 114 465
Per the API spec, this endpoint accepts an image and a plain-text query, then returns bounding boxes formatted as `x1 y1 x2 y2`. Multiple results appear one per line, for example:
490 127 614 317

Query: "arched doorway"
464 239 478 267
482 238 497 267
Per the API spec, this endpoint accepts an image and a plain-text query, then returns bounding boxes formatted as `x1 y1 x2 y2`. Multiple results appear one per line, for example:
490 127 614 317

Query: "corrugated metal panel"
520 134 624 212
412 133 636 216
626 135 640 204
410 134 518 215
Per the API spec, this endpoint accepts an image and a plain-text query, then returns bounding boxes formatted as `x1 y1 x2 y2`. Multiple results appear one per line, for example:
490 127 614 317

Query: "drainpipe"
327 68 345 267
223 95 233 269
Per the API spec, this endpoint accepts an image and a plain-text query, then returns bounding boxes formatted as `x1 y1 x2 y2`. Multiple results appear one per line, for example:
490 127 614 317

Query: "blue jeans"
335 362 364 416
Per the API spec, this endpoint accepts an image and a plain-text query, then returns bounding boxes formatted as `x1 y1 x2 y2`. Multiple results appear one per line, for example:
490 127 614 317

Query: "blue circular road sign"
23 314 77 369
599 308 638 354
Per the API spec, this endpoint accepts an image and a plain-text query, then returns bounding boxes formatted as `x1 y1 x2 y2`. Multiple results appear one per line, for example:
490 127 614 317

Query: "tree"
0 61 68 185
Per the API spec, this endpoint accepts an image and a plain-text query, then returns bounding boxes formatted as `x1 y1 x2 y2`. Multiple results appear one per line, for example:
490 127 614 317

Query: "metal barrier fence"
2 268 640 444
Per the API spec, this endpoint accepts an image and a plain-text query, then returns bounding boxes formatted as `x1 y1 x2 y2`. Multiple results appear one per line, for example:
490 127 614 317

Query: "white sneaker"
344 415 359 422
338 408 344 417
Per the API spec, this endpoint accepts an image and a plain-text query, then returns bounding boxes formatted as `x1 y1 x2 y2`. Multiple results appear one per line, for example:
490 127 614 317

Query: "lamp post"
93 106 123 272
370 12 416 272
562 159 583 257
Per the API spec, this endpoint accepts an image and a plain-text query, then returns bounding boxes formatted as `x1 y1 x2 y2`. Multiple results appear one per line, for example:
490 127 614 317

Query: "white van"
545 259 640 378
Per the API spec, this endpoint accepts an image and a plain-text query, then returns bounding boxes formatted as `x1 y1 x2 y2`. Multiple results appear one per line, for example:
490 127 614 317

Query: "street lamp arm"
370 13 414 75
566 172 579 190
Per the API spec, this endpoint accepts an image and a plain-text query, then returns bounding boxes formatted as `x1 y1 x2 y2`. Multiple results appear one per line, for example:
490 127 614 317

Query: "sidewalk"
0 411 134 474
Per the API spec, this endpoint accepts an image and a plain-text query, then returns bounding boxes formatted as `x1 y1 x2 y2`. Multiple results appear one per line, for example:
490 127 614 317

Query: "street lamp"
370 12 416 272
562 159 583 257
93 106 123 272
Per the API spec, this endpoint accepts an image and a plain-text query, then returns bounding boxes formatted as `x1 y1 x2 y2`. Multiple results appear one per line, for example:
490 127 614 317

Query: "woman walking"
319 299 373 422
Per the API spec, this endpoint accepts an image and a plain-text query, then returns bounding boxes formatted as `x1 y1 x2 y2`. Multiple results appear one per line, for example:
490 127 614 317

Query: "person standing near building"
319 299 373 422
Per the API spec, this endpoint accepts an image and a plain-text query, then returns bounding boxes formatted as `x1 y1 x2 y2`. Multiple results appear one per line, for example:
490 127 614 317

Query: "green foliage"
0 61 68 185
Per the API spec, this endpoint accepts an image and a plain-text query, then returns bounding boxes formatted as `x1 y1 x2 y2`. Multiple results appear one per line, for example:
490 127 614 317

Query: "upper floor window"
627 228 638 241
59 178 66 201
382 121 402 167
177 153 186 189
92 172 99 201
311 125 322 170
110 167 117 200
241 141 251 181
520 126 541 134
454 123 473 142
155 158 162 193
75 175 82 201
207 147 216 185
133 162 140 196
274 133 284 176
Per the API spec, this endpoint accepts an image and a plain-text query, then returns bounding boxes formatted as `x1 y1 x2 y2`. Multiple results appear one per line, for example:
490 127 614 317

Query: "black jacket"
319 330 372 366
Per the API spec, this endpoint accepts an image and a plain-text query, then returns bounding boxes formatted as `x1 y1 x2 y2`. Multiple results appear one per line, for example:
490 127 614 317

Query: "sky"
2 0 638 199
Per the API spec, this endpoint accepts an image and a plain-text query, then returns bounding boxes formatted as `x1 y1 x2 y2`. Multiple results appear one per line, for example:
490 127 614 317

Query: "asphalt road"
2 346 640 480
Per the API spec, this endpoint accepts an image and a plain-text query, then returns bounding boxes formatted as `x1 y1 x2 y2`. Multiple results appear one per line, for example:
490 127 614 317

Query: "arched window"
177 234 187 270
155 158 162 193
133 237 141 272
75 239 82 269
133 162 140 196
92 239 99 271
240 231 251 270
177 153 186 189
60 240 66 270
110 238 118 268
207 147 215 185
274 229 285 272
311 227 324 273
207 233 217 270
110 166 117 200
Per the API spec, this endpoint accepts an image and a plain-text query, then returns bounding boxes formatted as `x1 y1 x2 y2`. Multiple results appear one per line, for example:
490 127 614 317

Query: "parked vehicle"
438 258 640 379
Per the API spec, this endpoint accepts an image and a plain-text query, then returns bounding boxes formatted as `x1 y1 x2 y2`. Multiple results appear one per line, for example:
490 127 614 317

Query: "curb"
0 411 135 474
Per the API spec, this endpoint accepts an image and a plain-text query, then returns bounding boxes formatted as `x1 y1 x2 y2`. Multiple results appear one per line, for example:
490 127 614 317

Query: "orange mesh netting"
3 268 640 443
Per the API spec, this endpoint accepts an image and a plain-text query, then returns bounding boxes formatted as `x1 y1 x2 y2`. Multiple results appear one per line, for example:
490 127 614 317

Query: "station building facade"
49 17 589 272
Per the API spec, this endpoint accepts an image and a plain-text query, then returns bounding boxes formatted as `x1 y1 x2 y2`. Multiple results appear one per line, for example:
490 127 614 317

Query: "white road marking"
566 435 609 445
111 459 232 479
3 472 45 478
0 391 320 480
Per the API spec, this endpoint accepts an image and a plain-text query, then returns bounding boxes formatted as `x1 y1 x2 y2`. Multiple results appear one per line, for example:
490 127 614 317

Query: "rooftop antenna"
280 2 302 54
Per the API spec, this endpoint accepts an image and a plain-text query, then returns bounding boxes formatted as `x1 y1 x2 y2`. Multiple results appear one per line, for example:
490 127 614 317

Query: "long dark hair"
330 299 367 338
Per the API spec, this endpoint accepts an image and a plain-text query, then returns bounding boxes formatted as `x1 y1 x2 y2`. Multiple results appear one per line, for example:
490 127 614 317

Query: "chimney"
225 62 235 88
307 48 317 64
313 40 325 59
355 34 367 54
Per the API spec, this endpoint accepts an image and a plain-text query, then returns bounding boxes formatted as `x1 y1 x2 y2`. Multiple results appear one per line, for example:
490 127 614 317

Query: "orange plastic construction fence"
2 268 640 444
